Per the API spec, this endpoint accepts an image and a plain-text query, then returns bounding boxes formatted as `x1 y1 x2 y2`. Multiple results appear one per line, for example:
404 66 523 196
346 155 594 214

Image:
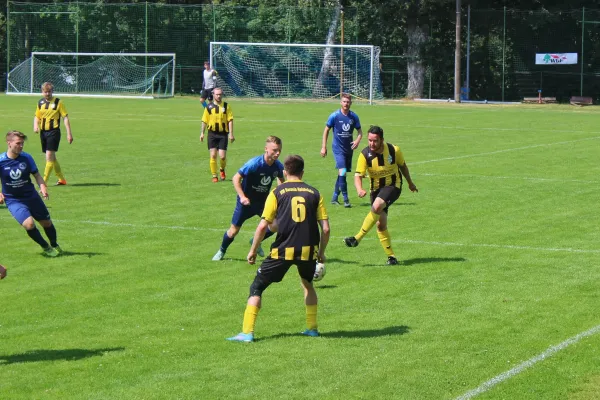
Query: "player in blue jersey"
0 130 63 257
320 93 363 208
212 136 285 261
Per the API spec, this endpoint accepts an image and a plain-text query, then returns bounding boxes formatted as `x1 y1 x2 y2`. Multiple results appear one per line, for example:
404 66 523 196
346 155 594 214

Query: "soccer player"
33 82 73 186
200 61 218 108
227 155 330 343
0 130 63 257
199 87 234 183
320 93 363 208
212 136 285 261
343 125 418 265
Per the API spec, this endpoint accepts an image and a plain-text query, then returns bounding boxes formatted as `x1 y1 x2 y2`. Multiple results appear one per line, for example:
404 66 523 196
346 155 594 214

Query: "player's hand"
320 147 327 157
247 251 257 265
357 189 367 198
199 133 204 142
0 265 7 280
409 183 418 193
351 140 360 150
240 196 250 206
0 193 4 205
317 253 326 264
229 135 235 143
39 189 49 200
67 134 73 144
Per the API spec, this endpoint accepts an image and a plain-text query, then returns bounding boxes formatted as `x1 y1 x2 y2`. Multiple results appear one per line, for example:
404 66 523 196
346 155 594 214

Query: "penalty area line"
455 324 600 400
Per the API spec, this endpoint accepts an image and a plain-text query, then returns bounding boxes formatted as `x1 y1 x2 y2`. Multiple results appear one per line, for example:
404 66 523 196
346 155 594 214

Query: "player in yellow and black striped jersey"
33 82 73 186
200 87 234 183
343 125 418 265
227 155 330 343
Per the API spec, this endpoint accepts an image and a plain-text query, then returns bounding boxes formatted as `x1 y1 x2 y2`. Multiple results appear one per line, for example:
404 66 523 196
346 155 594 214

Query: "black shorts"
371 185 402 214
257 257 316 283
201 88 214 101
207 132 228 151
41 129 61 153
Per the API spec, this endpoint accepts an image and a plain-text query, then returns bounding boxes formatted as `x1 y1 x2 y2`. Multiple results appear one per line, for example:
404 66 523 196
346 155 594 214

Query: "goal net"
7 52 176 99
210 42 382 103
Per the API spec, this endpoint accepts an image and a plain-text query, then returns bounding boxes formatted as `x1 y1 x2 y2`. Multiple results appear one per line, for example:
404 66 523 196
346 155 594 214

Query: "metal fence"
5 2 600 101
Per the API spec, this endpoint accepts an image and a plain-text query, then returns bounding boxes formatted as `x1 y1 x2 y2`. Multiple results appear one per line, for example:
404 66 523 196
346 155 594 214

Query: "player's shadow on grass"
69 183 121 187
362 257 466 267
259 325 409 341
0 347 124 364
58 250 104 258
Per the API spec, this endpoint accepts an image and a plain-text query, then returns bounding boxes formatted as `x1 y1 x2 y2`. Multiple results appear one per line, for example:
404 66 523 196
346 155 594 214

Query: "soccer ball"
313 262 326 282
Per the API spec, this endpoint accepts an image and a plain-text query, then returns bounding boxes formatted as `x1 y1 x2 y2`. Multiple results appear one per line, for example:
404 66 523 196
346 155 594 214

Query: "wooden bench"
570 96 593 106
523 97 558 104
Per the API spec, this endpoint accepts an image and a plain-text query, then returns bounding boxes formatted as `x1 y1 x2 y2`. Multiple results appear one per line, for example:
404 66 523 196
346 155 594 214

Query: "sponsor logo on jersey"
9 169 22 180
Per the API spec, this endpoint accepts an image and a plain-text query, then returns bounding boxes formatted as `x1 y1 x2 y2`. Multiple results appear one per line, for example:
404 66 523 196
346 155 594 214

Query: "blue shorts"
333 152 353 171
6 195 51 225
231 200 264 227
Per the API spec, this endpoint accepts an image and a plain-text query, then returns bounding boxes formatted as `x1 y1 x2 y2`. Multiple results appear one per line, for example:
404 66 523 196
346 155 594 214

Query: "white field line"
411 136 600 165
418 173 600 184
456 324 600 400
2 216 599 254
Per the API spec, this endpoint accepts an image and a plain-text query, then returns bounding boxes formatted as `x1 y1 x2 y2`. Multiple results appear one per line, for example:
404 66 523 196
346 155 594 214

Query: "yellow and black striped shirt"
355 141 406 191
35 97 68 132
201 101 233 134
262 179 328 261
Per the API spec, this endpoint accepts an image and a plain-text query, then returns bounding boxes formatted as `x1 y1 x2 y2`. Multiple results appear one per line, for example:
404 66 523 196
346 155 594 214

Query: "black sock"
43 224 58 247
27 227 49 249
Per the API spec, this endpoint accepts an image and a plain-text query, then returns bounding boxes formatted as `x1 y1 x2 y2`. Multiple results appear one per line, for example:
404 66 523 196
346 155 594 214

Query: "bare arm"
354 174 367 198
351 128 363 150
316 219 330 263
320 126 330 157
34 172 49 199
232 173 249 205
248 218 269 265
200 121 206 142
228 120 234 143
399 164 418 192
33 117 40 133
63 115 73 144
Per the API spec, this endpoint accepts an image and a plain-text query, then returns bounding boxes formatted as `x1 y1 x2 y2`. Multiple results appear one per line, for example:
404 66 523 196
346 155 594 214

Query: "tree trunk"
406 22 427 98
314 5 340 96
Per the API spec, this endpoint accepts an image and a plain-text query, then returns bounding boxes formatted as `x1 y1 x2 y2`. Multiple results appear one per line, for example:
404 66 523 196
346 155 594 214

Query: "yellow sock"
209 157 218 177
377 229 395 257
242 305 260 334
43 161 54 183
53 160 65 181
220 158 227 171
355 211 380 241
306 304 318 330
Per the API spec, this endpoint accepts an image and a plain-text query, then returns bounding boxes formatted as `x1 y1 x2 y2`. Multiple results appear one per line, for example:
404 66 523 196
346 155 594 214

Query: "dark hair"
368 125 384 138
284 155 304 175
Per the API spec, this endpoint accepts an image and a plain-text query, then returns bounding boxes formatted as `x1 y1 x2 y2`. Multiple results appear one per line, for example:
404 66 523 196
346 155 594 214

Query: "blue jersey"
0 151 39 199
238 155 284 204
326 109 361 155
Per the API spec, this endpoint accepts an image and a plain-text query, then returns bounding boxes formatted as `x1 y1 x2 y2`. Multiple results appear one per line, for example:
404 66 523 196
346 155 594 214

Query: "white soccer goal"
210 42 382 104
6 52 176 99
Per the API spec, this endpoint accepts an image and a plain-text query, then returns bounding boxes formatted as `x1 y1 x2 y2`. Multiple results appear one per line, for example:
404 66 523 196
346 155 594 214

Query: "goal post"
7 52 176 99
210 42 382 104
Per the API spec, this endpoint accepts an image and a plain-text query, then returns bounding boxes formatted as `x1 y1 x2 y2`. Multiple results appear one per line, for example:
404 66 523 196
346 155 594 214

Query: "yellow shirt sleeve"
226 105 233 122
35 104 41 120
58 102 68 117
261 190 278 222
201 108 209 124
395 146 406 166
355 152 367 177
316 195 328 221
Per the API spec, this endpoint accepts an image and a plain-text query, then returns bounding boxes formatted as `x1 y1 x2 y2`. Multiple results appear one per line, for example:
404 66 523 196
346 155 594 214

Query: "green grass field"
1 94 599 399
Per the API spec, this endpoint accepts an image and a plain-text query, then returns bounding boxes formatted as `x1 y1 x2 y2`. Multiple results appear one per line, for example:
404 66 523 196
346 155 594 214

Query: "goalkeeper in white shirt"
200 61 218 108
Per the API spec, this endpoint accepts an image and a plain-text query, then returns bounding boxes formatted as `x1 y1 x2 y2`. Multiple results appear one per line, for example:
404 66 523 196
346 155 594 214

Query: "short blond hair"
6 130 27 142
266 135 282 146
41 82 54 91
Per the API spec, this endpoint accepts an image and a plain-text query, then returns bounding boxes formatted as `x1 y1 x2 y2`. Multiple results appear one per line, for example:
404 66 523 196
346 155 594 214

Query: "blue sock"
338 175 348 201
43 224 58 247
27 227 49 249
201 100 207 108
332 179 340 200
220 232 235 252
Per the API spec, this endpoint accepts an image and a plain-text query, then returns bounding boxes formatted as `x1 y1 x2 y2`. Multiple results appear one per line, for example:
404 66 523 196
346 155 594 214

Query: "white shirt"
203 69 217 90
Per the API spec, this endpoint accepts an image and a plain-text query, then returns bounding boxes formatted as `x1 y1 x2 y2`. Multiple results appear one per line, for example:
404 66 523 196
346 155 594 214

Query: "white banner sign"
536 53 578 65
